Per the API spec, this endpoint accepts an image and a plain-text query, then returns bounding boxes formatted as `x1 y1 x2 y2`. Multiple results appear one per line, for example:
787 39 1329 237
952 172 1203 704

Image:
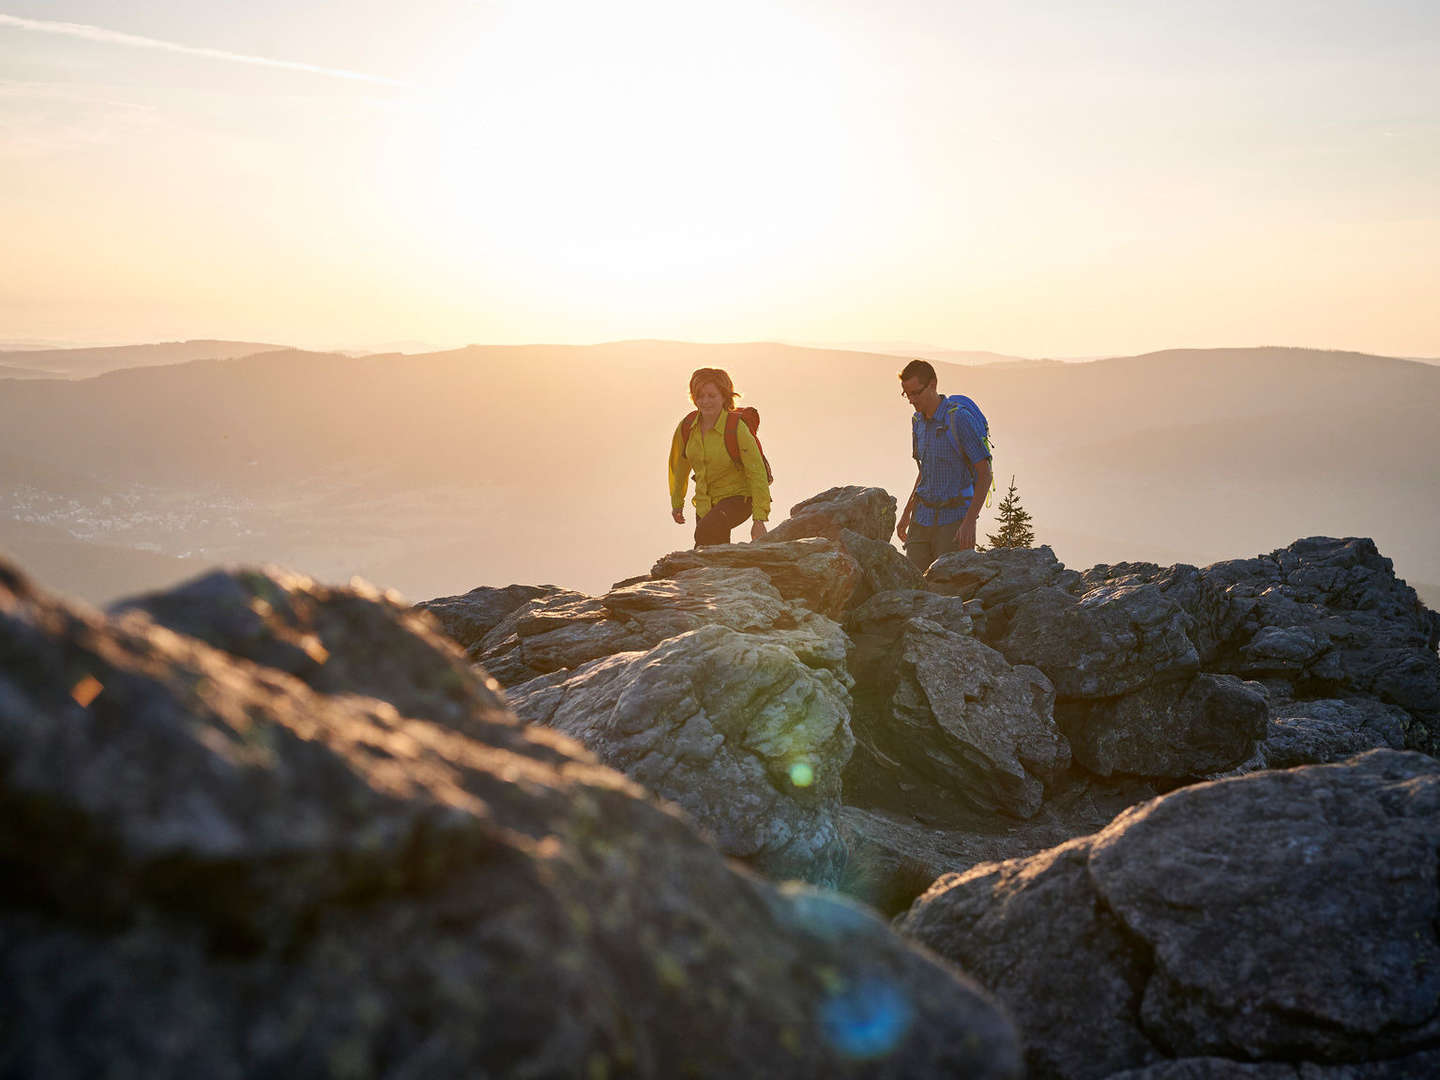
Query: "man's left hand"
954 520 978 551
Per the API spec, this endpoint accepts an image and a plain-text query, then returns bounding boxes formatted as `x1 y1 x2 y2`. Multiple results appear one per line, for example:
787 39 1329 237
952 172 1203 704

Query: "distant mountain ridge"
0 340 1436 605
0 339 286 379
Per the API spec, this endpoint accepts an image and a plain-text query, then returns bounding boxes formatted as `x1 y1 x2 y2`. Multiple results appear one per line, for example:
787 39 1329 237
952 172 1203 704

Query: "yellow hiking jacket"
668 409 772 521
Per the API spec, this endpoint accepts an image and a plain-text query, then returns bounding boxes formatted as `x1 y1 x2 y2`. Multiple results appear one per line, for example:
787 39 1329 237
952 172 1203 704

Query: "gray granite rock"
1057 674 1269 779
508 623 856 884
845 617 1068 820
1 557 1023 1079
763 485 899 545
650 537 863 619
900 750 1440 1080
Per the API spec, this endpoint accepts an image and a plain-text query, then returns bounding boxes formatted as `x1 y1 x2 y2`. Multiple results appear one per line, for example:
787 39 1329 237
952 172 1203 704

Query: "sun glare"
374 1 864 312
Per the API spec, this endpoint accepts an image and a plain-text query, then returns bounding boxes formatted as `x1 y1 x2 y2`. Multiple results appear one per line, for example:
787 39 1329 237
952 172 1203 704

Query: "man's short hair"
898 359 937 386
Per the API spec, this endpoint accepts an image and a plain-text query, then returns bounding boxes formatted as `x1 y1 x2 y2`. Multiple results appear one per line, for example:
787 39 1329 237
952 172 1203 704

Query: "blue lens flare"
820 978 913 1060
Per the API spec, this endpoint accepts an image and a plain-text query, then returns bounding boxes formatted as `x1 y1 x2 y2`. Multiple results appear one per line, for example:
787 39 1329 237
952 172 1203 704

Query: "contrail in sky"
0 13 409 87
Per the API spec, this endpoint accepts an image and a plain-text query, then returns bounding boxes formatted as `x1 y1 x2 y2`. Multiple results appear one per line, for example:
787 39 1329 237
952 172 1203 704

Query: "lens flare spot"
70 675 103 707
820 978 913 1060
789 762 815 787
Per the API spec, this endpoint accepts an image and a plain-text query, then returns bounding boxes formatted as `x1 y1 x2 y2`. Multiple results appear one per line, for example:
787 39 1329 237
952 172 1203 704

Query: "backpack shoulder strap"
723 410 743 466
680 410 700 449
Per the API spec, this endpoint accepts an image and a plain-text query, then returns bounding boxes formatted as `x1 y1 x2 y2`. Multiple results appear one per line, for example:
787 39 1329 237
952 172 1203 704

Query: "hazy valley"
1 341 1437 609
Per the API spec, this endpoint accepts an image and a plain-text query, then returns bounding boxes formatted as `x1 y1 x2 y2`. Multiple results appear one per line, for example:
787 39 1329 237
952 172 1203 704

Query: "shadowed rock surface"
0 558 1023 1079
508 623 856 884
1057 674 1269 778
1260 694 1413 769
1083 538 1440 752
844 617 1067 820
413 582 564 652
112 566 510 740
899 750 1440 1080
838 769 1162 918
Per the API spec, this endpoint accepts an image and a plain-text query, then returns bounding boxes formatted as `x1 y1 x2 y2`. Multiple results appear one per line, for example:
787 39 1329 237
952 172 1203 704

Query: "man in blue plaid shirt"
895 359 993 572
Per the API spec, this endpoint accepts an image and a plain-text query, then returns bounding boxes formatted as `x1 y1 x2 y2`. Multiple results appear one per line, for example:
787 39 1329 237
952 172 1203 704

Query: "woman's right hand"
672 509 685 524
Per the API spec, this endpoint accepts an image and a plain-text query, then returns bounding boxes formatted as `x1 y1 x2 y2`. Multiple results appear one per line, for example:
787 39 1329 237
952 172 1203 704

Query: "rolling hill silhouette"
0 342 1435 605
0 339 284 380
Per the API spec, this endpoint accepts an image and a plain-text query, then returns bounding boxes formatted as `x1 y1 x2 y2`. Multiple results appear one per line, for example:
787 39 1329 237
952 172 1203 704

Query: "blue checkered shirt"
911 396 991 528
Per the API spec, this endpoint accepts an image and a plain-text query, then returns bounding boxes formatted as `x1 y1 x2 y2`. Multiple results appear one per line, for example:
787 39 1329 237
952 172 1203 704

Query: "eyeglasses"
899 382 933 401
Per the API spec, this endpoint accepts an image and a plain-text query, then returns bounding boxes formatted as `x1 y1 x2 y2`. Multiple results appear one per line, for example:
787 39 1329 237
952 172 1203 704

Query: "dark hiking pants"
695 496 753 547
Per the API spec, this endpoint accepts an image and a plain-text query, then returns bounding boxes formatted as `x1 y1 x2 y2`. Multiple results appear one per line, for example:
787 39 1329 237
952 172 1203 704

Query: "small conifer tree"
985 475 1035 549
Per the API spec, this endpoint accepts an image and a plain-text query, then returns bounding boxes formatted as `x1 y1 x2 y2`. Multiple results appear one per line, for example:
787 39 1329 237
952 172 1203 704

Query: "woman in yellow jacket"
667 367 771 547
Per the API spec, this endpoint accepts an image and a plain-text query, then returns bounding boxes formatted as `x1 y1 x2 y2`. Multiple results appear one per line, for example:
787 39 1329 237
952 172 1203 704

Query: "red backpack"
680 406 774 483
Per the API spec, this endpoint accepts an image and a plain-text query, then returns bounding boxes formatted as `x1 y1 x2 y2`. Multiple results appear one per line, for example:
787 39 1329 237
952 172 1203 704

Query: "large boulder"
764 485 898 544
1057 674 1269 779
844 616 1069 820
508 623 855 884
651 537 863 619
995 581 1201 701
899 749 1440 1080
111 566 511 739
927 545 1082 609
0 558 1022 1078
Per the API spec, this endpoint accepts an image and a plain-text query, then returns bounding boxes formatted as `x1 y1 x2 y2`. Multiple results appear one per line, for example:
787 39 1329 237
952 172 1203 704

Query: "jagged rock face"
831 529 927 610
845 589 977 688
764 485 899 545
845 616 1068 820
651 537 863 619
413 582 563 652
474 567 850 688
0 559 1022 1079
1207 538 1440 739
111 566 511 740
997 582 1202 701
1057 674 1269 779
1083 538 1440 751
899 750 1440 1080
508 623 856 884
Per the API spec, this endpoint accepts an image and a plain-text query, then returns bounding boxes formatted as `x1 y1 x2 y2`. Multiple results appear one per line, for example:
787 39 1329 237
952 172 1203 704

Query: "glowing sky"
2 1 1437 355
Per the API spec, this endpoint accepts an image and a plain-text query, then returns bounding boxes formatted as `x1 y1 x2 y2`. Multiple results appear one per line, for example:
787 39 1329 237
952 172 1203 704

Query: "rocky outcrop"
1 559 1022 1079
899 750 1440 1080
763 485 898 545
760 487 922 609
508 623 856 884
1082 538 1440 752
844 617 1067 820
651 537 863 619
472 567 849 688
